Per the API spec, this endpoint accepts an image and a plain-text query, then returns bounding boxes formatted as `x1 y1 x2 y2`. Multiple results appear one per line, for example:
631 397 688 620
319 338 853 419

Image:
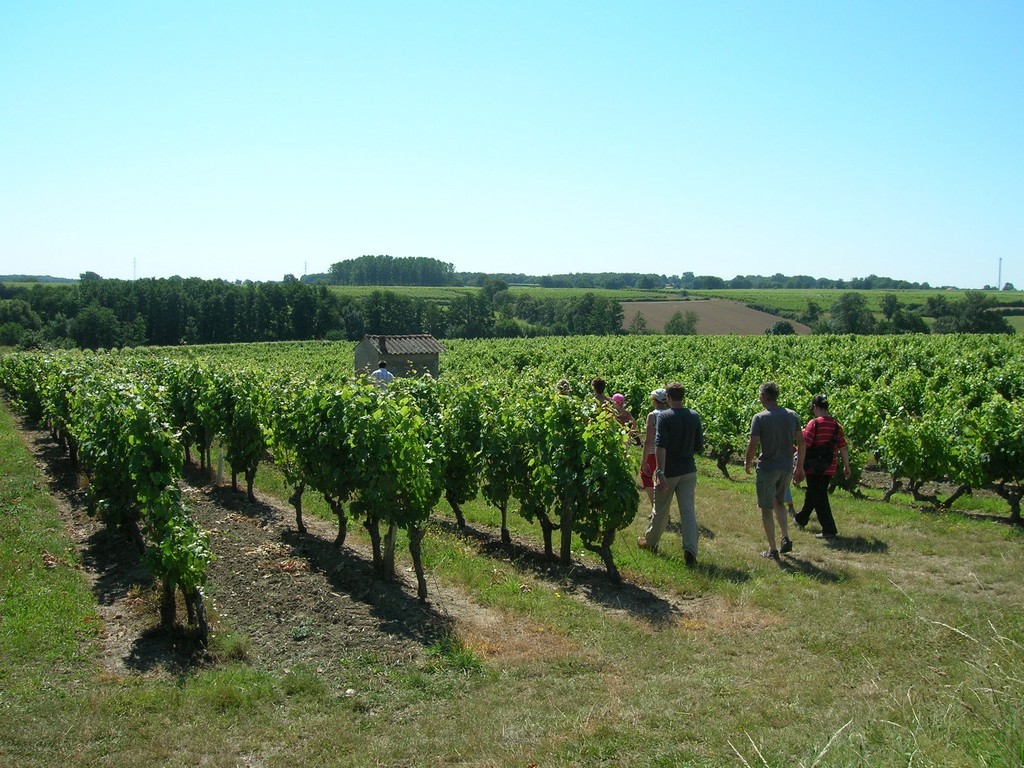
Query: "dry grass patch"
680 597 781 634
457 612 581 663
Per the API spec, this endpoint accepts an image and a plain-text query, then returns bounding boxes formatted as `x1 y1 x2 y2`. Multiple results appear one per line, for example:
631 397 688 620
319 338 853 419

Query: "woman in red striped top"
794 394 851 539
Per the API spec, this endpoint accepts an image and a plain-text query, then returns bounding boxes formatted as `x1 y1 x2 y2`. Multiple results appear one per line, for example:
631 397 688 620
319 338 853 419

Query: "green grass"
2 407 1023 766
0 409 99 689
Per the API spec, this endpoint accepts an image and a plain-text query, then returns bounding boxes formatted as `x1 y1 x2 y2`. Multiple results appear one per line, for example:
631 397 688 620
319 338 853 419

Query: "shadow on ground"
435 517 693 629
280 527 455 647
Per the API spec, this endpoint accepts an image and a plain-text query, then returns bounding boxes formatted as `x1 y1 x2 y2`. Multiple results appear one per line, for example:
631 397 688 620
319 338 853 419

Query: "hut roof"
363 334 445 356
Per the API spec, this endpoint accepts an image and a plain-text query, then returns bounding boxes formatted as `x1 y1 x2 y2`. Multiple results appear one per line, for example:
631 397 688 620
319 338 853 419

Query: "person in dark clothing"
637 382 704 565
795 394 851 539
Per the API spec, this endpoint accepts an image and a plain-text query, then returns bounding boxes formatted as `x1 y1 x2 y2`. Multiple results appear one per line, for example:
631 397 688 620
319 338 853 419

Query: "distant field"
2 280 75 289
325 285 479 304
621 298 812 335
692 288 1024 317
505 286 681 301
325 284 682 304
321 285 1024 315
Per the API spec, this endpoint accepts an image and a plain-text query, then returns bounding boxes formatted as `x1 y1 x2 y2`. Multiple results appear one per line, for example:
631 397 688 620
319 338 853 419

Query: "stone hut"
354 334 445 379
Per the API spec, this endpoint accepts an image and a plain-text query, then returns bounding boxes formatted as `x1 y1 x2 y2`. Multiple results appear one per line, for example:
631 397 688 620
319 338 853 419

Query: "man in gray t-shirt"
744 382 806 560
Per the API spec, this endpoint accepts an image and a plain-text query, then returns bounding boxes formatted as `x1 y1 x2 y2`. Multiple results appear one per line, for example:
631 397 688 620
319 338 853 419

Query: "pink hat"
611 393 625 404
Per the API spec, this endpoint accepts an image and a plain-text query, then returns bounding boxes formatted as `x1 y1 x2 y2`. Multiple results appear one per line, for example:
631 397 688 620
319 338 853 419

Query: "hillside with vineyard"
3 333 1022 608
1 333 1023 766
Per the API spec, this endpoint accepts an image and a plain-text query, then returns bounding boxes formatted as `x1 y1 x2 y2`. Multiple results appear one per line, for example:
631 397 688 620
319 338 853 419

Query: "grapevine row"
133 333 1024 522
0 350 642 609
0 352 214 641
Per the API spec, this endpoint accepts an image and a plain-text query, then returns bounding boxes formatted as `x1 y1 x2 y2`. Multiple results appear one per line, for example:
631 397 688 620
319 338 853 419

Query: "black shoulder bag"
803 418 838 474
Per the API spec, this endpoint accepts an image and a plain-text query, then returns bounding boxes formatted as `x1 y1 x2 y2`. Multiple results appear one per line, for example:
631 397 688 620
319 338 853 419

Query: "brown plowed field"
621 298 812 335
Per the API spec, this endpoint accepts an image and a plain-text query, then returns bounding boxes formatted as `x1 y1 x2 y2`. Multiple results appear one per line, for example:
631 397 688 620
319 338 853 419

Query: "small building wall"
354 335 442 378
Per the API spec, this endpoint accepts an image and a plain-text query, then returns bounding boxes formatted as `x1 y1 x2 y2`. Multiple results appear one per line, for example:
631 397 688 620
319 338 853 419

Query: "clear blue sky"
2 2 1021 288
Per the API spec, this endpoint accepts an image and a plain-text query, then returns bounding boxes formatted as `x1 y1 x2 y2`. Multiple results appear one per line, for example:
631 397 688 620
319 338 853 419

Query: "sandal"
780 536 793 554
761 549 780 560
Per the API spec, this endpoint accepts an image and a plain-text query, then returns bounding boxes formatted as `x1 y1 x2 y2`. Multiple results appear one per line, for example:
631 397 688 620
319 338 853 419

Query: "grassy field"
504 286 683 301
2 400 1023 767
691 288 1024 318
325 284 684 304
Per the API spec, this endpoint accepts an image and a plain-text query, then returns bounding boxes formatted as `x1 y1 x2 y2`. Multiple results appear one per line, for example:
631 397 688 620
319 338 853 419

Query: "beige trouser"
643 471 698 555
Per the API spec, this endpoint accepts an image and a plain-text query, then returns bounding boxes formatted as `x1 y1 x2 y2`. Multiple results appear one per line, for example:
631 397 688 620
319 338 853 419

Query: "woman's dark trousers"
796 473 837 536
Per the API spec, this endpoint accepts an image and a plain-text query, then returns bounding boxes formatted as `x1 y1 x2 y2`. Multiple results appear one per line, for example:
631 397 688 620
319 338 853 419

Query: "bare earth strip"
621 298 812 335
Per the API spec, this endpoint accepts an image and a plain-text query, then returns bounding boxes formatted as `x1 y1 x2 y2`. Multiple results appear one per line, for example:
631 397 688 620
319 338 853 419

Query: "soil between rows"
17 416 700 685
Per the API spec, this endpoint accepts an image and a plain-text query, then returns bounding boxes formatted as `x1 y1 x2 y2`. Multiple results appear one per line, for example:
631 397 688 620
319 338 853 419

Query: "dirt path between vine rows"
17 416 710 687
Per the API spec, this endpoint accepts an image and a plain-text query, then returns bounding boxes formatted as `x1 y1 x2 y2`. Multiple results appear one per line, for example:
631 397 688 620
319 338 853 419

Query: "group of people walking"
627 379 849 565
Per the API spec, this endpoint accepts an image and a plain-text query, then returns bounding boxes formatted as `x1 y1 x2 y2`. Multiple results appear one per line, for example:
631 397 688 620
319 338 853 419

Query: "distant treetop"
300 261 963 291
451 271 938 291
324 255 457 286
0 275 76 284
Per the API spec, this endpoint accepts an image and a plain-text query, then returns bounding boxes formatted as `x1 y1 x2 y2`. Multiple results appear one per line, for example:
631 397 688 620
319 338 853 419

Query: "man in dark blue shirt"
638 381 704 565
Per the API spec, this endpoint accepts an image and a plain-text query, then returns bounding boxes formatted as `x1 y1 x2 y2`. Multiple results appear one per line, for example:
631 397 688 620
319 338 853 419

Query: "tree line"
0 261 1013 350
0 275 624 349
450 270 1010 292
301 254 1012 292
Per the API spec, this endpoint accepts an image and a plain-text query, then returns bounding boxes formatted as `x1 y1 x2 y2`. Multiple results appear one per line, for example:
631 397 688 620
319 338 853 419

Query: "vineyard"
2 334 1023 616
1 334 1021 617
0 342 646 628
2 334 1024 765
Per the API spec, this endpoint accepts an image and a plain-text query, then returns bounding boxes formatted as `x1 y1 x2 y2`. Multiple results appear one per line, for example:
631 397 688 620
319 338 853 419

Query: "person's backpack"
803 418 838 474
